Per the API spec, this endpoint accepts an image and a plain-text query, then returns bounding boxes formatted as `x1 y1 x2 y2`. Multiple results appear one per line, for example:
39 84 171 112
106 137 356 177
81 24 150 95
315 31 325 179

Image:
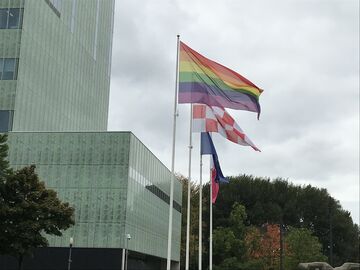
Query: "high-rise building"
0 0 114 131
0 1 182 269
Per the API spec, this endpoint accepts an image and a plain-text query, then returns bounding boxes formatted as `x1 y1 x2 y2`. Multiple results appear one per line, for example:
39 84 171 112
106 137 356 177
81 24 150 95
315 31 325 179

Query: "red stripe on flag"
222 111 235 126
211 167 219 204
193 104 206 119
205 119 218 132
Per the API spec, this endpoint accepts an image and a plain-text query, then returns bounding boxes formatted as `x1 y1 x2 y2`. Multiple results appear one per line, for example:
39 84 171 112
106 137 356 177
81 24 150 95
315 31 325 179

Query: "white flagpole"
199 147 203 270
209 158 213 270
166 34 180 270
185 104 193 270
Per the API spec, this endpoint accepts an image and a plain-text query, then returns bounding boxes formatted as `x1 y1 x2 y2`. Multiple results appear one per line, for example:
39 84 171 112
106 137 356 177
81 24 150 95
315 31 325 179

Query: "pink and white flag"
192 104 260 152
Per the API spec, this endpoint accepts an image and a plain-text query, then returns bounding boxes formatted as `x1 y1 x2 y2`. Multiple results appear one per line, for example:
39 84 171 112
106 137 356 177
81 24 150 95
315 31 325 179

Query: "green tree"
0 134 11 177
285 227 327 270
0 165 75 270
214 175 359 265
213 203 247 269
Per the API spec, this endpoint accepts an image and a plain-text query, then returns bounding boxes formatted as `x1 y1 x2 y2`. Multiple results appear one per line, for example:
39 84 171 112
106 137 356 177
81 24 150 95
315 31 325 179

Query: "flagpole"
185 104 193 270
199 145 203 270
166 34 180 270
209 150 213 270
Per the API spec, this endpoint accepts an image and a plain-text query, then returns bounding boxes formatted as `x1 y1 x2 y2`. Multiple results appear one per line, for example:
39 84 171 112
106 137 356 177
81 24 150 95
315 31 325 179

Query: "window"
0 111 13 132
0 8 23 29
0 58 19 80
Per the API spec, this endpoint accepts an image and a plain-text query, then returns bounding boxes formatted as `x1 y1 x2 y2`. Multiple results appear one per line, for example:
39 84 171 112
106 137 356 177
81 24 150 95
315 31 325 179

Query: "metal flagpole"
185 104 193 270
166 34 180 270
209 159 213 270
199 146 203 270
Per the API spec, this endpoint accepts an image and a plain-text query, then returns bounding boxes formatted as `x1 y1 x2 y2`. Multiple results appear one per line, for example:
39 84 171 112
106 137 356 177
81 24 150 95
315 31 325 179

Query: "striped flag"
210 161 219 203
193 104 260 151
201 132 228 203
178 42 263 118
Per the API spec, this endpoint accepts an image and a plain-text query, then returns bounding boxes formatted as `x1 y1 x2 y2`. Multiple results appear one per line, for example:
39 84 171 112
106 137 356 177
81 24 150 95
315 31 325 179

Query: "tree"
284 227 327 270
0 165 75 270
245 224 282 270
213 203 247 269
214 175 359 265
0 134 11 178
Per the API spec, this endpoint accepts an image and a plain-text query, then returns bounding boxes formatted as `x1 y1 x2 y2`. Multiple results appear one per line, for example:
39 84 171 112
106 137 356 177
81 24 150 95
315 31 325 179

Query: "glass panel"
19 8 24 28
0 9 8 29
0 111 12 132
2 59 15 80
14 59 19 80
7 8 20 29
0 59 3 80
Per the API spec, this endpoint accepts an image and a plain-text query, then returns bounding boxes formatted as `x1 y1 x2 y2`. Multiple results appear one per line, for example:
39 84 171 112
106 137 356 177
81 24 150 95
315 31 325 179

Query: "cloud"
108 0 359 222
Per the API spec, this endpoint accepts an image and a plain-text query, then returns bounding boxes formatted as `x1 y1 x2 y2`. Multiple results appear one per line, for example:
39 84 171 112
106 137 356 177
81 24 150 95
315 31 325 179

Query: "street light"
125 234 131 270
67 237 74 270
121 234 131 270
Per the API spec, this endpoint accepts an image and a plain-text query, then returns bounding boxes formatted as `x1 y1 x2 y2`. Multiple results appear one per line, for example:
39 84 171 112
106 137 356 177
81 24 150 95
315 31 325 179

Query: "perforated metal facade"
7 132 182 261
0 0 114 131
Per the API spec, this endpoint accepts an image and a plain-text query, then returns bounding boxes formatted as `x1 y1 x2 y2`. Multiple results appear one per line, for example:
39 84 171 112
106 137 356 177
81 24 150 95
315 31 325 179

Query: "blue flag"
201 132 229 183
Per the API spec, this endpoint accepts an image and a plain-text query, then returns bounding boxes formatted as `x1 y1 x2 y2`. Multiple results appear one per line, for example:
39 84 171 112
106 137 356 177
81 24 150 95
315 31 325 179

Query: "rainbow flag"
178 42 263 117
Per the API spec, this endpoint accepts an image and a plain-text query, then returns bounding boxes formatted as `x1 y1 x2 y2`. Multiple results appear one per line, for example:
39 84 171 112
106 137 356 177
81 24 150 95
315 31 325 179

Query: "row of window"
0 110 13 132
0 58 19 80
0 8 23 29
145 184 182 213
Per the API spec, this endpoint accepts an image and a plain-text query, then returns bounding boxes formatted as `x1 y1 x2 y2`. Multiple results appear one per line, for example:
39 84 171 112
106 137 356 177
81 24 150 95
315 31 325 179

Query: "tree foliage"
0 134 11 178
213 203 247 270
245 224 282 269
213 175 359 265
180 174 359 269
0 135 75 269
285 227 327 270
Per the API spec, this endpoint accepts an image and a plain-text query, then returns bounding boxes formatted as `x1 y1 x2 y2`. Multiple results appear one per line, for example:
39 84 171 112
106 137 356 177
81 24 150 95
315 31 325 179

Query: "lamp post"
67 237 73 270
125 234 131 270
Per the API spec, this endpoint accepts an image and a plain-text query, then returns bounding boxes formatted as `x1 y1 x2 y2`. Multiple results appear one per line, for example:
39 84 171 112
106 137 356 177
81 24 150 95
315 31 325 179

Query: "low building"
1 131 182 270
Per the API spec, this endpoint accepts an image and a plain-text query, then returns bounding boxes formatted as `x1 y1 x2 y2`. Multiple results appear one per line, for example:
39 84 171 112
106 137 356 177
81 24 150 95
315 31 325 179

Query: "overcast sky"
108 0 359 224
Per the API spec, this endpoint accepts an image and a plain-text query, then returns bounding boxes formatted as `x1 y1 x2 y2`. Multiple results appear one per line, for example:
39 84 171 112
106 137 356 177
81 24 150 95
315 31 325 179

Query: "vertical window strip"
70 0 76 33
93 0 100 60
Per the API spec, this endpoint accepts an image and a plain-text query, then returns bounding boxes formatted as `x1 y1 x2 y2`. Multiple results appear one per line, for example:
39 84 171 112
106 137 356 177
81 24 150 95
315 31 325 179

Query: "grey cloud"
108 0 359 222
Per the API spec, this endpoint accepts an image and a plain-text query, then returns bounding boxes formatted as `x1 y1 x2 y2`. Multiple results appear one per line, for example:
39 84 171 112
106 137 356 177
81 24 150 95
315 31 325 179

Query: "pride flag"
178 42 263 118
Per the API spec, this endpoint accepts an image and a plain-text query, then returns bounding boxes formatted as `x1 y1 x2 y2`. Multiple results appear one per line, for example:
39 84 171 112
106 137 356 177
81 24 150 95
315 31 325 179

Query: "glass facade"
0 0 23 131
0 0 114 131
1 0 183 266
7 132 182 261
